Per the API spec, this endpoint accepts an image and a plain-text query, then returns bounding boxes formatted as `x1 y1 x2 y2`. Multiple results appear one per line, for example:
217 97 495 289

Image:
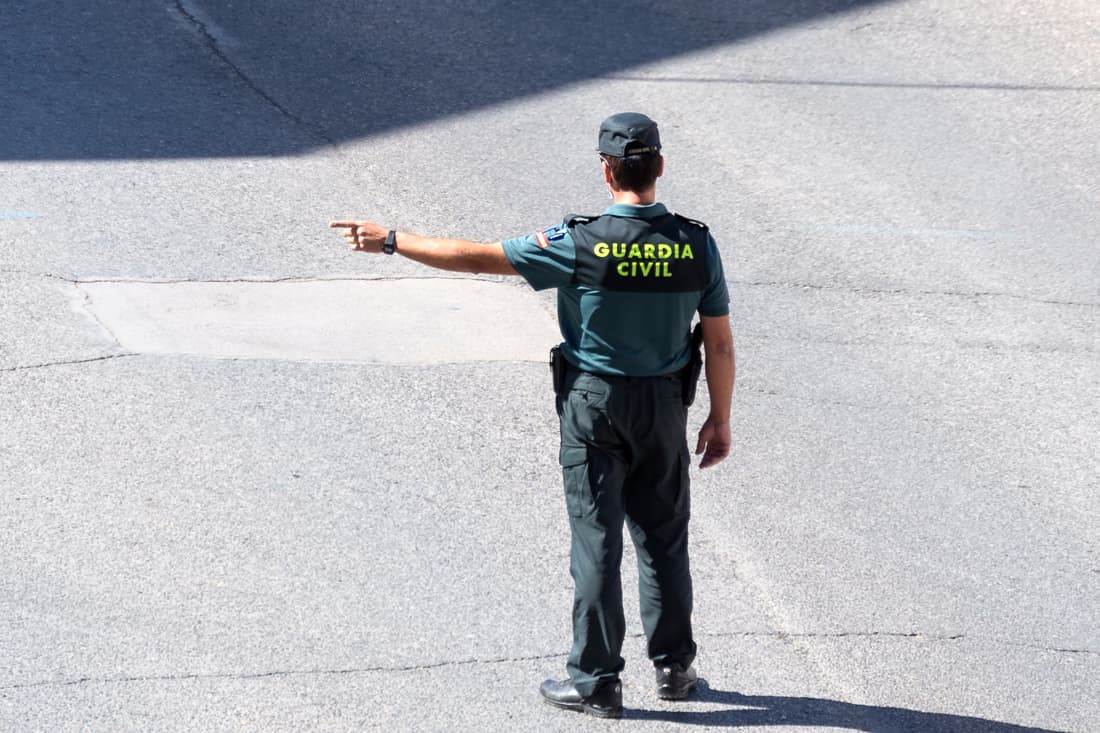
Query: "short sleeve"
698 234 730 316
501 224 576 291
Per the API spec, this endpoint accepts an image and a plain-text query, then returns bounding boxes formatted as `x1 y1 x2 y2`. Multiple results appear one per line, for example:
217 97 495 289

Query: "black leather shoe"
655 663 697 700
539 678 623 718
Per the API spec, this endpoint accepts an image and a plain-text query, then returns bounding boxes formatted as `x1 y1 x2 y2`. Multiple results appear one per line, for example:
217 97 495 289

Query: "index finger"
329 221 360 229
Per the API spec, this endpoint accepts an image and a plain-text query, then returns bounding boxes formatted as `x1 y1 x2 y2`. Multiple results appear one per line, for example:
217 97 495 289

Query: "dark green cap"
597 112 661 157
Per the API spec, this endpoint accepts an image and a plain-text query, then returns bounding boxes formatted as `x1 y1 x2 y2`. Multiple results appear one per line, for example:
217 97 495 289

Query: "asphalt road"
2 1 1098 731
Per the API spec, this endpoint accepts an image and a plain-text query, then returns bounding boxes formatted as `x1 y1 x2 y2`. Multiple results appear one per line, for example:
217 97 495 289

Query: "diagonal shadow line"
2 0 898 160
628 684 1070 732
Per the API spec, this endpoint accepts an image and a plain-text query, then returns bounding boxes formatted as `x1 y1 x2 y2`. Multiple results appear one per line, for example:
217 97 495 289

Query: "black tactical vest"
567 213 711 293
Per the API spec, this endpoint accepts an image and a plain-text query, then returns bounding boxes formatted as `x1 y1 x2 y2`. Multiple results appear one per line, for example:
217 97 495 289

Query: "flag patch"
534 225 567 249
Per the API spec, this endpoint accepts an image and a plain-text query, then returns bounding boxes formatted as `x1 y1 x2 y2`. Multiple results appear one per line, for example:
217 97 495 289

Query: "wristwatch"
383 229 397 255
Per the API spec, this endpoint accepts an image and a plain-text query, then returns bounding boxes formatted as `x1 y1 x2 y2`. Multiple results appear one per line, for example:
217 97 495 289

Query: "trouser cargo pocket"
560 446 595 518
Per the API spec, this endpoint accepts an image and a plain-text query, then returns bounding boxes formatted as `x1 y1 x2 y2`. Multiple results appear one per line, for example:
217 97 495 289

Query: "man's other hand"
695 416 731 469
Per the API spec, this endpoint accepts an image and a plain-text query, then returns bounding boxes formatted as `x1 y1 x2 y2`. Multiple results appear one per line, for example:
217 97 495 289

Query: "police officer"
330 112 734 719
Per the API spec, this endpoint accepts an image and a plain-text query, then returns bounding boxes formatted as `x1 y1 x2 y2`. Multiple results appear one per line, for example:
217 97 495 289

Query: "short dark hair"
602 153 661 193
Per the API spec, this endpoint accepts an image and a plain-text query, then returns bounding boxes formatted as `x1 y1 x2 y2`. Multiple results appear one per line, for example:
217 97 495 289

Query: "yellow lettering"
601 237 696 278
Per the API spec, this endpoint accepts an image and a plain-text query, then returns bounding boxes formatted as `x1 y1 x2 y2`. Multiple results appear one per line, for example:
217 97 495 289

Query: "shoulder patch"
535 224 567 249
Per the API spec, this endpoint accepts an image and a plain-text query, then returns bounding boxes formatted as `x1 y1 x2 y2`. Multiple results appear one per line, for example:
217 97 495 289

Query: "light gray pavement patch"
77 279 559 363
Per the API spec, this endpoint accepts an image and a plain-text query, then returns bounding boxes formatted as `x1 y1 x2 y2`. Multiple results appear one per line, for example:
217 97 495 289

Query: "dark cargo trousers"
556 368 697 697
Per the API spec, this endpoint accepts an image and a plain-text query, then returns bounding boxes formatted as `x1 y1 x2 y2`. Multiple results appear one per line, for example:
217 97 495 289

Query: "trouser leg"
624 386 696 668
627 505 696 667
565 473 626 696
558 374 628 696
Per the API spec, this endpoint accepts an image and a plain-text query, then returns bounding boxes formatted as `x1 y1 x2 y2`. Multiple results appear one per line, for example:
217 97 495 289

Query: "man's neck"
611 188 657 206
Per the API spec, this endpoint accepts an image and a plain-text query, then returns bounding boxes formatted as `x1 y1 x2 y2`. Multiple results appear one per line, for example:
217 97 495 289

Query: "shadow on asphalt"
628 680 1068 732
4 0 891 160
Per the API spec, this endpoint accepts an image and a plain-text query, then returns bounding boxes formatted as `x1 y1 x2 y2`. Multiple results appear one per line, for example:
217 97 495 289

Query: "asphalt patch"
78 279 559 364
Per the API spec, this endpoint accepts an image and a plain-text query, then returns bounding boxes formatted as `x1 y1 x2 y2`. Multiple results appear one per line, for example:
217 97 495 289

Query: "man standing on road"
330 112 734 719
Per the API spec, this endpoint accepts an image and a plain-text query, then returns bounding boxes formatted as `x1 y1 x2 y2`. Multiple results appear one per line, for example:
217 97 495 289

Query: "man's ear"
657 155 665 178
602 159 617 190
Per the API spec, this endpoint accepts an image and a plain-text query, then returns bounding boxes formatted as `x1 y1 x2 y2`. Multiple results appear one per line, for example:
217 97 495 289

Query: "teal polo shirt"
502 203 730 376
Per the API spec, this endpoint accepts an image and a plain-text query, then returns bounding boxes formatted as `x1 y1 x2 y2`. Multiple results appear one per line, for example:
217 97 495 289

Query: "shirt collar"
603 202 669 219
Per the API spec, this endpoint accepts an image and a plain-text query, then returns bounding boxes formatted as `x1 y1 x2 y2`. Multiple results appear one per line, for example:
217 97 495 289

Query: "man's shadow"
628 679 1067 732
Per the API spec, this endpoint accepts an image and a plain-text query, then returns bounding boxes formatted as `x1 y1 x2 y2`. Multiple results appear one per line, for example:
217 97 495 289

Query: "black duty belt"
549 324 703 407
564 359 683 381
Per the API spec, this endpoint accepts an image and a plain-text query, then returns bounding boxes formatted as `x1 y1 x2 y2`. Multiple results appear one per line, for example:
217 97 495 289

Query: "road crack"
731 279 1100 309
171 0 333 145
72 274 499 285
694 630 1099 656
0 268 76 283
602 73 1100 94
0 354 137 373
5 635 1094 692
0 651 566 691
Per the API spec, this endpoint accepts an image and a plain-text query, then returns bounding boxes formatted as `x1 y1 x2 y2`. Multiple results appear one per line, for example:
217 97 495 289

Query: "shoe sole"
541 697 623 719
656 683 696 700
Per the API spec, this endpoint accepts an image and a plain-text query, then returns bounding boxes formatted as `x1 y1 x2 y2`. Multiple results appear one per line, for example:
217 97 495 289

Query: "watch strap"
383 229 397 255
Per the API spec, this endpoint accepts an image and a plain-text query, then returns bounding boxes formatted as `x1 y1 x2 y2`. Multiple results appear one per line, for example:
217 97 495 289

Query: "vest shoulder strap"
565 213 599 227
672 213 709 232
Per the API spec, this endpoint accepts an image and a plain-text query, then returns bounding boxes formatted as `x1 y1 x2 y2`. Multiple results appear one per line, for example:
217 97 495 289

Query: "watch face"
384 230 396 254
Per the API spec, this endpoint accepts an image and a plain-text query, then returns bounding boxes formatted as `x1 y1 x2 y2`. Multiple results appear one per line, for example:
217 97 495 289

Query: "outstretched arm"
330 220 518 276
695 314 735 469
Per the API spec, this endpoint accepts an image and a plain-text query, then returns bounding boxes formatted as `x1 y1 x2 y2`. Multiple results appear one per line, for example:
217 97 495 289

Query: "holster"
550 345 567 395
682 323 704 406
